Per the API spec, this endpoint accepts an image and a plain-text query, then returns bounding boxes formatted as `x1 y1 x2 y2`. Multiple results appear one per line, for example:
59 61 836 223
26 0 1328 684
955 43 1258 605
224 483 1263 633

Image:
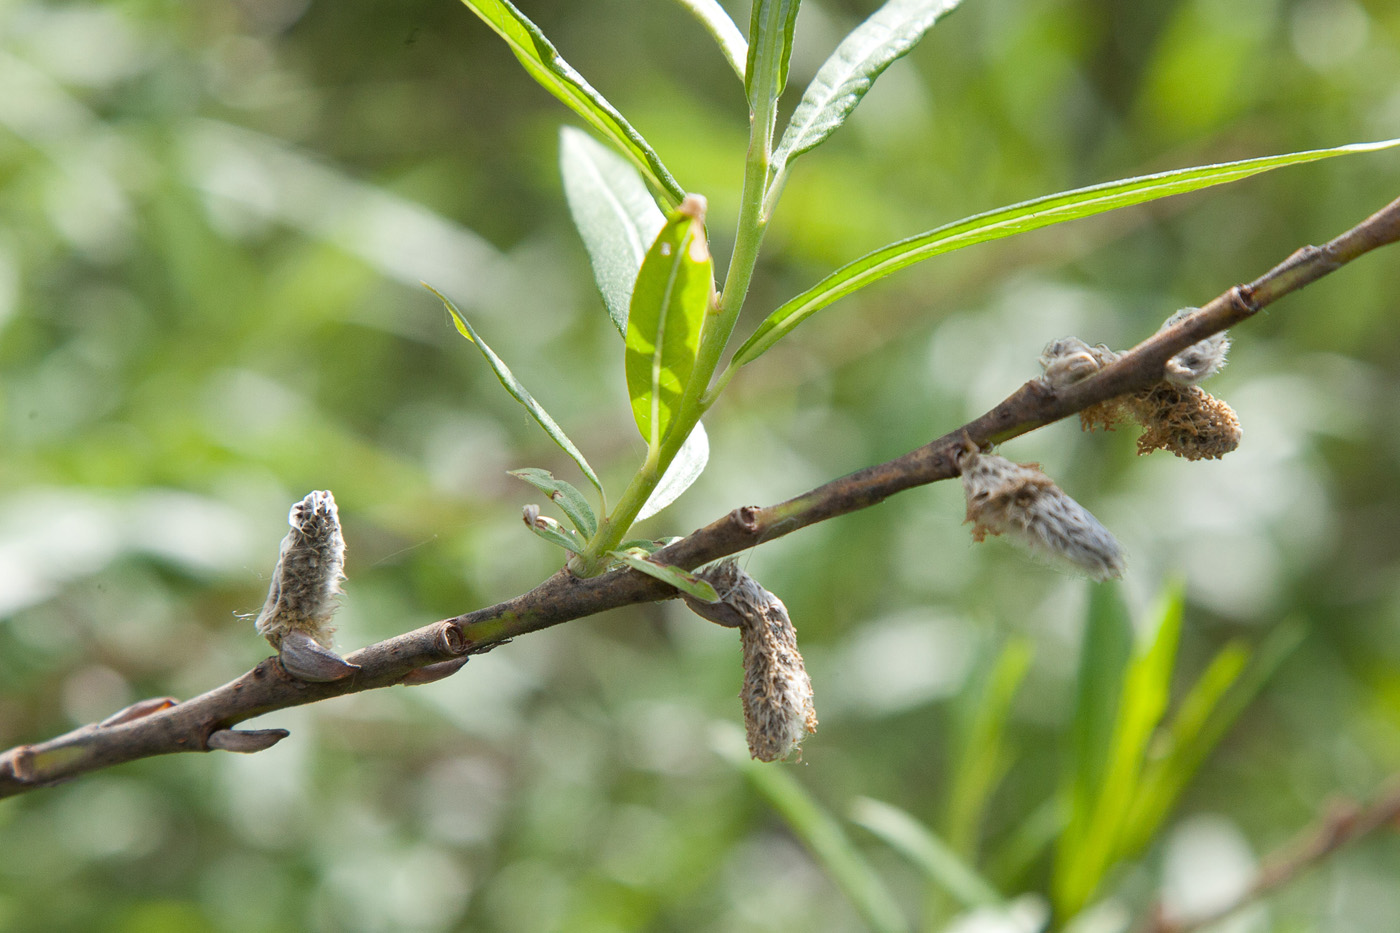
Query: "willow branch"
3 194 1398 800
1142 777 1400 933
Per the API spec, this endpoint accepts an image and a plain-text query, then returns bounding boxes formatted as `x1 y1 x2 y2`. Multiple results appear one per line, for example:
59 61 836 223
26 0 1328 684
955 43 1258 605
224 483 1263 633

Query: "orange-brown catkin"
687 561 817 762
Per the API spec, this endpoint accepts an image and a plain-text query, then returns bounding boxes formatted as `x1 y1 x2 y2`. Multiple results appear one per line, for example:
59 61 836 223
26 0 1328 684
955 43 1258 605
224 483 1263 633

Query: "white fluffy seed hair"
692 561 818 762
1038 337 1122 389
958 448 1125 581
1159 307 1230 386
255 490 346 649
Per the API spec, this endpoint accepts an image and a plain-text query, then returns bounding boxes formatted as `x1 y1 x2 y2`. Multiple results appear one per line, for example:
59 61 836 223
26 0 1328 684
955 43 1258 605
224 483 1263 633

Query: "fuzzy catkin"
690 561 817 762
255 490 345 649
1159 307 1230 386
958 447 1125 581
1038 337 1121 389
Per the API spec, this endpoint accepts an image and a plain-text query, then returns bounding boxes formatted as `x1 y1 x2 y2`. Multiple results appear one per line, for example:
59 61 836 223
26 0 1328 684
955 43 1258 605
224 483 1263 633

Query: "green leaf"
850 797 1003 910
426 284 604 499
509 467 598 538
773 0 962 171
672 0 748 82
637 422 709 521
458 0 685 207
1059 584 1133 879
746 0 802 109
609 548 719 602
523 507 585 553
560 127 666 337
730 138 1400 369
625 196 714 450
715 726 910 933
1121 620 1303 855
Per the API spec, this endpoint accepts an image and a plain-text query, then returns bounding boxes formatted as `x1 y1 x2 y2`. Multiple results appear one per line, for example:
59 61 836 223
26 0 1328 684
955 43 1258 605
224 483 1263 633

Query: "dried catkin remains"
1125 382 1242 460
958 447 1125 581
255 490 346 650
689 561 817 762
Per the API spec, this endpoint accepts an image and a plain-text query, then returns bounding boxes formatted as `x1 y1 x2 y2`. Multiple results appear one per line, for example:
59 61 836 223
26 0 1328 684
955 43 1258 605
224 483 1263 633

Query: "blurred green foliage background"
2 0 1400 930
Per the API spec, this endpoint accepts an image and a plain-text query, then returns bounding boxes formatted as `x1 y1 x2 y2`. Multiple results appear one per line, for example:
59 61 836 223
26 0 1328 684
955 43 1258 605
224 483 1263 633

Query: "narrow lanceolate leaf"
610 548 719 602
560 127 666 337
746 0 802 109
625 195 714 450
637 421 709 521
774 0 962 171
510 467 598 538
730 138 1400 369
426 284 604 498
458 0 685 207
672 0 748 82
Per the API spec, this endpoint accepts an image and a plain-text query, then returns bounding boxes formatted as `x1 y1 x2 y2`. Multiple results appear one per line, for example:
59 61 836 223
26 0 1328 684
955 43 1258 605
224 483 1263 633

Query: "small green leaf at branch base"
731 137 1400 370
458 0 685 207
524 504 585 553
610 548 719 602
427 284 604 499
510 468 598 538
625 195 715 450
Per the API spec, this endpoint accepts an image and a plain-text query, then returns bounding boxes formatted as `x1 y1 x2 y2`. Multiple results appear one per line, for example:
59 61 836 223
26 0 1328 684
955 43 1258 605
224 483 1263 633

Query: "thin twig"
1143 779 1400 933
2 195 1398 799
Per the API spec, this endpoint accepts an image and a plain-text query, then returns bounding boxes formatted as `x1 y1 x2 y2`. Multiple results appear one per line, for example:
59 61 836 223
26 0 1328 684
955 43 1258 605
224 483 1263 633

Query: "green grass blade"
637 421 709 521
730 138 1400 369
850 797 1003 910
509 468 598 538
716 729 910 933
625 197 714 450
746 0 801 110
610 548 719 601
560 127 666 337
1054 582 1186 918
946 637 1033 859
426 284 604 498
1122 620 1304 855
671 0 748 82
987 798 1061 889
459 0 685 207
773 0 962 171
1058 584 1133 880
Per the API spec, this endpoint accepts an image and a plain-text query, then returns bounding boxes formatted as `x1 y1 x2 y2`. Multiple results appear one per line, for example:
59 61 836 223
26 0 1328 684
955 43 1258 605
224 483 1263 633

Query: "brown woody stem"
3 194 1398 799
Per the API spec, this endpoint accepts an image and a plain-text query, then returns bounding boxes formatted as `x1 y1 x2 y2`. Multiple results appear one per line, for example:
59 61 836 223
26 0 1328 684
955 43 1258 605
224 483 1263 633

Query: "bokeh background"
2 0 1400 930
